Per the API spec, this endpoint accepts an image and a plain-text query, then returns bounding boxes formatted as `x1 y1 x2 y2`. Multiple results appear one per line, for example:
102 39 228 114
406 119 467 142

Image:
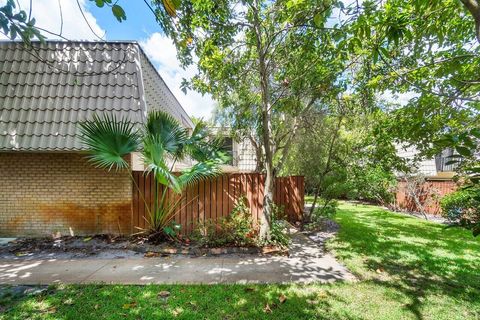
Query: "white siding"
234 138 257 172
396 145 438 176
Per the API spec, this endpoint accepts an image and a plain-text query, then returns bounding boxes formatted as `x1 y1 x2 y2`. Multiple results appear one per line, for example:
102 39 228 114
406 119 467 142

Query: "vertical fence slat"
252 173 258 223
182 187 188 235
210 177 217 221
205 178 212 222
222 175 229 217
245 174 255 219
216 176 223 219
198 180 205 225
138 173 145 230
187 184 195 234
227 175 235 214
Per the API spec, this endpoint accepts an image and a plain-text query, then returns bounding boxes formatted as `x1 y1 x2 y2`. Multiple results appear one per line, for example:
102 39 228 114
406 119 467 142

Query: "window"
221 137 235 165
435 148 459 172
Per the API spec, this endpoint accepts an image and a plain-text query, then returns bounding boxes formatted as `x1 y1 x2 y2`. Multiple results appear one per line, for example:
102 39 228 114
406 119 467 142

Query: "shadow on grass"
331 203 480 320
0 283 360 320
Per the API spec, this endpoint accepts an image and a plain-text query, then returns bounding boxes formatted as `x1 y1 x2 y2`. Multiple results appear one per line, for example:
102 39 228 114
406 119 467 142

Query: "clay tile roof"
0 40 193 151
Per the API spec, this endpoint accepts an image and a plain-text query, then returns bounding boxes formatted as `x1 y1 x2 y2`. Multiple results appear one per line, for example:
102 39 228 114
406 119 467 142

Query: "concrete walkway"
0 231 354 285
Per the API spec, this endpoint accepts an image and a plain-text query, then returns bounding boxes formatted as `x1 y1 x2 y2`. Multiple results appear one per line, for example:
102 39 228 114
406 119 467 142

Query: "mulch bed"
0 234 287 259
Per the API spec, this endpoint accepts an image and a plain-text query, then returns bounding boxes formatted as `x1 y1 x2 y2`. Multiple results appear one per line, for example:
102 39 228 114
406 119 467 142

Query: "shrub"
265 204 291 248
440 187 480 226
192 196 258 247
347 165 397 204
314 200 338 219
304 199 338 230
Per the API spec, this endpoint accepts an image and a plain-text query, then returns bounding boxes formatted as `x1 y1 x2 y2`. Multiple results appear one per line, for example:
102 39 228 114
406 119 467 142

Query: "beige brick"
0 153 132 236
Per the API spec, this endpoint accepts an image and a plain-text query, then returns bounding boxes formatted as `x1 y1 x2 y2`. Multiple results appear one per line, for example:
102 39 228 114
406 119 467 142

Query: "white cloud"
379 90 419 106
140 33 215 119
5 0 104 40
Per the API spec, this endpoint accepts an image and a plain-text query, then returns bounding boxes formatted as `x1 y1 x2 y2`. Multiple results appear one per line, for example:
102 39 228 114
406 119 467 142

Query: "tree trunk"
460 0 480 43
309 186 321 217
252 0 274 241
248 134 264 172
259 94 274 241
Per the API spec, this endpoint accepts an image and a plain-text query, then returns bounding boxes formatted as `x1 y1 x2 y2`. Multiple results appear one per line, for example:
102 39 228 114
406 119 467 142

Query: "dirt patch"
0 234 286 260
0 235 140 260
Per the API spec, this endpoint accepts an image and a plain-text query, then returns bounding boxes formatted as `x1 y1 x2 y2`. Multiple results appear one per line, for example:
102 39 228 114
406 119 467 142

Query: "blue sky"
5 0 411 117
85 1 161 41
7 0 215 119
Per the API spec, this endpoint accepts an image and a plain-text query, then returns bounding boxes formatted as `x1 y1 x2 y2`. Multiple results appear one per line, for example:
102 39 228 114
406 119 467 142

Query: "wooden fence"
395 179 457 215
131 172 304 234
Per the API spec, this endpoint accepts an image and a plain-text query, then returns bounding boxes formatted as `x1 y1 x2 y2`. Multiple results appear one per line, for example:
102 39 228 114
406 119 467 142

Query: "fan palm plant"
79 110 227 236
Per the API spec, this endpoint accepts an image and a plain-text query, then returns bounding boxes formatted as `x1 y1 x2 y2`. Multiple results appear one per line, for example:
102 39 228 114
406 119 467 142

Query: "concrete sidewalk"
0 231 354 285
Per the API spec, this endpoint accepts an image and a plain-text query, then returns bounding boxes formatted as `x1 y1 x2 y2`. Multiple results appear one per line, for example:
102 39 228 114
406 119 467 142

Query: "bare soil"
0 234 286 260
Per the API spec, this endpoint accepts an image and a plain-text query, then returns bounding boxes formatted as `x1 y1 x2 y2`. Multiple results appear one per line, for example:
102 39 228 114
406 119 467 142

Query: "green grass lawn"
1 202 479 319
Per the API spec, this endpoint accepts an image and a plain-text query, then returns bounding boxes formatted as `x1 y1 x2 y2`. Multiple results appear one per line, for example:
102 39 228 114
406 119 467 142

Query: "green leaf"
111 4 126 22
444 160 459 166
78 114 140 171
313 13 322 28
94 0 104 8
470 128 480 139
379 46 389 58
467 167 480 173
145 110 187 158
455 146 472 157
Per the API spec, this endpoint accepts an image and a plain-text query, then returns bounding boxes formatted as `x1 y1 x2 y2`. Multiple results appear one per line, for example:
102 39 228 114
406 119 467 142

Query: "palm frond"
78 114 140 171
143 135 181 192
177 160 223 190
145 110 188 158
184 120 230 163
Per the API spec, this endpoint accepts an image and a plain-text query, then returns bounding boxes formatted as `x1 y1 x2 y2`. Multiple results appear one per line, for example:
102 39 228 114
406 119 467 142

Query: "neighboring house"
215 132 258 172
394 145 458 214
0 40 196 236
396 145 457 179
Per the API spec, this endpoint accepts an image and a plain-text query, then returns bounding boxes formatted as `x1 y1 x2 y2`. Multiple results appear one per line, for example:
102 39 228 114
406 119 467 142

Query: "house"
0 40 282 237
0 40 197 236
394 145 458 214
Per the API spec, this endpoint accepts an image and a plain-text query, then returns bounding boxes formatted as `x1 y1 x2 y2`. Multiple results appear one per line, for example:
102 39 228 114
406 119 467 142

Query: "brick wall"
0 152 132 236
395 179 457 215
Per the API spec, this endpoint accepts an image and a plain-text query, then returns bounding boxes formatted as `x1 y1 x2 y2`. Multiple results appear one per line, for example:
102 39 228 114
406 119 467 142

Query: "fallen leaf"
144 251 159 258
157 291 171 303
376 268 384 274
262 246 281 254
122 301 137 309
63 298 74 305
47 306 57 314
15 251 29 257
306 299 318 305
278 294 287 304
94 304 99 310
158 290 170 298
263 303 272 313
172 307 182 316
83 237 92 242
